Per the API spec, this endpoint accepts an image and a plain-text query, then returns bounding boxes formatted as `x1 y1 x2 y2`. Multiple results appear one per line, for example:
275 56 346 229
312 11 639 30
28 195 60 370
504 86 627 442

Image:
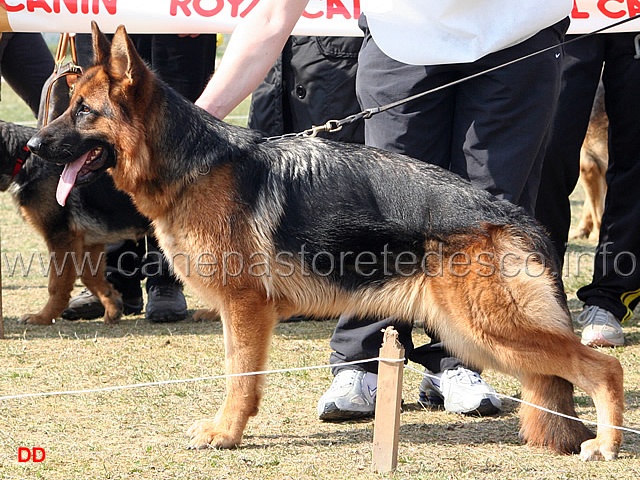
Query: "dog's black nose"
27 136 42 155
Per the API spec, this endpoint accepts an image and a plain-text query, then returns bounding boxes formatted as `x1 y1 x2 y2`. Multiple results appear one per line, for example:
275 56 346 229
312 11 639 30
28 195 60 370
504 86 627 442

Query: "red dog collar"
12 145 30 178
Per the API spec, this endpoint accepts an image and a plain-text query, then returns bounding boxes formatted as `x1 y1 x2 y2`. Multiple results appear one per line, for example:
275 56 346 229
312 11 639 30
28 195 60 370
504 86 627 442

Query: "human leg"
318 20 502 421
0 33 55 116
149 34 217 102
451 20 568 215
535 35 605 264
143 236 188 323
577 33 640 345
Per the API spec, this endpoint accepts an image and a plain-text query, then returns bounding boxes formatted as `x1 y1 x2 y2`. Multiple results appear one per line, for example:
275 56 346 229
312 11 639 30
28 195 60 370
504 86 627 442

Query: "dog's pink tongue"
56 153 89 207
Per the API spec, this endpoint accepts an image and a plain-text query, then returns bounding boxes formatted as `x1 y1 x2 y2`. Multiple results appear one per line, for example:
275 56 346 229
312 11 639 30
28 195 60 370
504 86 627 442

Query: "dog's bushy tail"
519 374 595 454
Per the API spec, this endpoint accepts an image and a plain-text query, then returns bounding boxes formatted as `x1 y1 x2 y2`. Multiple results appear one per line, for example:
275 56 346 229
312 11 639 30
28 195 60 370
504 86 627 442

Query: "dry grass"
1 84 639 479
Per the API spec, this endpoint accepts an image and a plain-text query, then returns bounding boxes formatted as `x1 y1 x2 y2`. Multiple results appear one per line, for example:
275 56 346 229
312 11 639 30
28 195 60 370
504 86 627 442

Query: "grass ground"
1 80 639 479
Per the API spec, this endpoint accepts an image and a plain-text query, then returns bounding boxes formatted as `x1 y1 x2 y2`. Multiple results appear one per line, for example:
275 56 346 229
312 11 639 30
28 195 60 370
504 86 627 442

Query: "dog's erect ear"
91 21 111 65
108 25 147 87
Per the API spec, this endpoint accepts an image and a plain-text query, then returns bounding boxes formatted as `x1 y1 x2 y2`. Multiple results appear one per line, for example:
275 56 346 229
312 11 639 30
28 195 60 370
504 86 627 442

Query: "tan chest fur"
145 165 265 297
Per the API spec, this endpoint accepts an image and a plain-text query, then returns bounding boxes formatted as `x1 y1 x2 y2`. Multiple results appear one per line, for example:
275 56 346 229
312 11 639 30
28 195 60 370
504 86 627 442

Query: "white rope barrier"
0 357 402 401
405 364 640 436
1 356 638 437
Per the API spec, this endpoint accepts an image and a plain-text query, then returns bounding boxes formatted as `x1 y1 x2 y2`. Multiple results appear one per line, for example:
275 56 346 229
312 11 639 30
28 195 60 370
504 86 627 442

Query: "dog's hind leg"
187 290 278 449
491 280 624 460
517 342 624 460
519 373 594 454
19 233 83 325
79 243 123 324
425 261 623 459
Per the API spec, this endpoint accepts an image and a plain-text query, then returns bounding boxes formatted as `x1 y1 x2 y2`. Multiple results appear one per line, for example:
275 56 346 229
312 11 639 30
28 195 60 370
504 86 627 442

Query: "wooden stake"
371 326 404 473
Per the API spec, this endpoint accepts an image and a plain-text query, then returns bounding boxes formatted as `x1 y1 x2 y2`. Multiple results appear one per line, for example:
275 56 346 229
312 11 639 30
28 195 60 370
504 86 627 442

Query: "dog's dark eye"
77 104 92 116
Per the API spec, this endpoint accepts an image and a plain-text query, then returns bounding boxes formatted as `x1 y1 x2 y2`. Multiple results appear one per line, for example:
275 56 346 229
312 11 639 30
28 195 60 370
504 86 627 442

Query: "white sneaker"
317 369 377 421
439 367 501 415
577 305 624 347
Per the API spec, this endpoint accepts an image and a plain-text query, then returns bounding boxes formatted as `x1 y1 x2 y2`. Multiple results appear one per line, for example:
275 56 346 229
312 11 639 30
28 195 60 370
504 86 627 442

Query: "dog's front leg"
187 292 278 449
19 234 82 325
79 244 123 324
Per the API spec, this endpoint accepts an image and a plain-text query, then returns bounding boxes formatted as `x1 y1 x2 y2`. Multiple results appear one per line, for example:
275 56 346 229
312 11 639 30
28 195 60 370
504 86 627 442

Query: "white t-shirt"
362 0 572 65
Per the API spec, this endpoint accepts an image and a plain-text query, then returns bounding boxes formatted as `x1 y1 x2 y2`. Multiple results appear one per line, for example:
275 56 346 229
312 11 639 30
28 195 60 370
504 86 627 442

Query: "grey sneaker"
577 305 624 347
317 369 377 421
62 288 143 320
418 369 445 410
438 367 501 415
145 283 187 323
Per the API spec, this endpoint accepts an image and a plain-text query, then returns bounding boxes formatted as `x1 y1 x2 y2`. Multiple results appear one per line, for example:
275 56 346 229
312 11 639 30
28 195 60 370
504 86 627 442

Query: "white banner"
0 0 638 35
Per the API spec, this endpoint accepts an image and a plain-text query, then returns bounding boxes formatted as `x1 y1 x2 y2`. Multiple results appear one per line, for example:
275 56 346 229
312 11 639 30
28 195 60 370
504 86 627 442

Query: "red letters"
238 0 258 17
17 447 46 463
326 0 349 19
0 0 117 14
95 0 115 14
573 0 639 20
0 0 25 12
53 0 78 14
171 0 359 20
302 3 323 19
227 0 244 17
27 0 52 13
598 0 626 18
17 447 30 462
170 0 261 18
572 0 590 18
192 0 223 17
170 0 191 16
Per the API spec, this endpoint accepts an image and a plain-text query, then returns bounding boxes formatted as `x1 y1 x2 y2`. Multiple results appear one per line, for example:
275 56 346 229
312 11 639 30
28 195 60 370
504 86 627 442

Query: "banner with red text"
0 0 638 35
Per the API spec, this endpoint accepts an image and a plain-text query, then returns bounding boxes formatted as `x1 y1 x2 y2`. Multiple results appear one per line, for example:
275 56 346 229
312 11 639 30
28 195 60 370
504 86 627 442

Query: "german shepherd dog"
28 23 624 461
571 81 608 241
0 119 150 324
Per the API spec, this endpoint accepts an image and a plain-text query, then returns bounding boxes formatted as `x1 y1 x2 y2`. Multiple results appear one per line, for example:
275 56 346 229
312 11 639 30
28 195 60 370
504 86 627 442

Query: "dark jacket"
248 36 364 144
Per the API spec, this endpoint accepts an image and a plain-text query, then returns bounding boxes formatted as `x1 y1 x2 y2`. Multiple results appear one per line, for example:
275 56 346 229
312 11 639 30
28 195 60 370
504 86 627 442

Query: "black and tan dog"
0 119 150 324
571 82 608 241
28 23 624 461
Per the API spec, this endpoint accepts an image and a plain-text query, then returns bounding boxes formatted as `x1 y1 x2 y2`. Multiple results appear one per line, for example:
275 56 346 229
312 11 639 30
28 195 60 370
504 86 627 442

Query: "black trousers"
0 33 54 117
330 17 568 375
76 34 217 294
535 33 640 322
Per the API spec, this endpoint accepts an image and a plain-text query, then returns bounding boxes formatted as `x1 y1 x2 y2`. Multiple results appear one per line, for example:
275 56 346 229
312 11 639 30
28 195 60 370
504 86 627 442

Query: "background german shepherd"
28 23 624 461
571 81 608 241
0 119 150 324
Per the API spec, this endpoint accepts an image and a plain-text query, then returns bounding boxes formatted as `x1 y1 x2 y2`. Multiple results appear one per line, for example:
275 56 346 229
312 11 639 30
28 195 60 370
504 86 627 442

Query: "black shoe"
62 288 143 320
145 283 187 323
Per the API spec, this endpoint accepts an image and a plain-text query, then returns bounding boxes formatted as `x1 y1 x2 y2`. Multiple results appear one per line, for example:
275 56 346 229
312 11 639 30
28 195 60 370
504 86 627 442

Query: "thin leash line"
405 364 640 436
262 14 640 142
0 357 402 401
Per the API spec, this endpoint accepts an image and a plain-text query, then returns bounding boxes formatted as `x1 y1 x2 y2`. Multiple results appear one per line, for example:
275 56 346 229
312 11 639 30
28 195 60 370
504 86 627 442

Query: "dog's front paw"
580 438 619 461
186 419 240 449
569 227 590 240
102 310 122 325
192 309 220 322
18 313 54 325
